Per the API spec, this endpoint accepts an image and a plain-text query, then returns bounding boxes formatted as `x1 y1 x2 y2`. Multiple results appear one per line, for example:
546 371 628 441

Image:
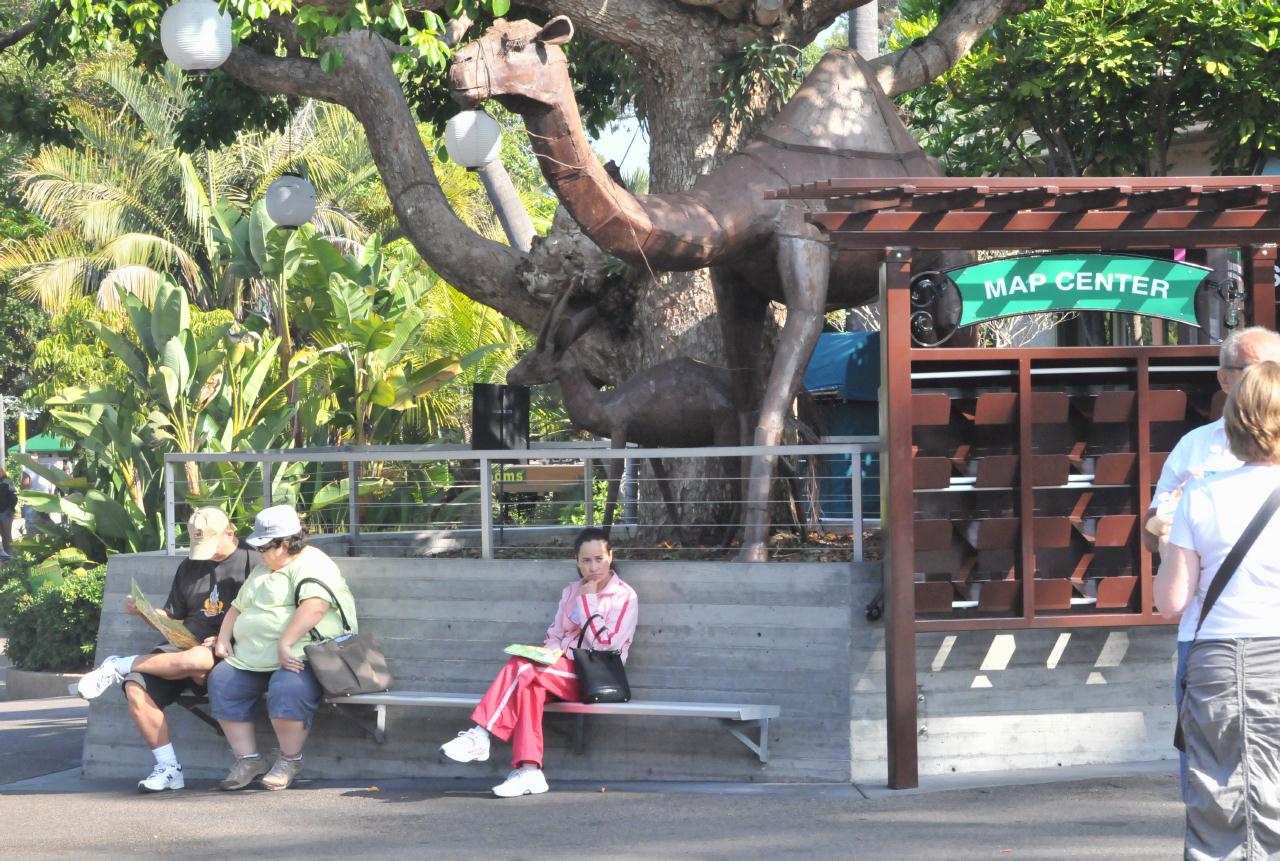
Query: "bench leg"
722 718 770 764
327 703 387 744
181 702 225 738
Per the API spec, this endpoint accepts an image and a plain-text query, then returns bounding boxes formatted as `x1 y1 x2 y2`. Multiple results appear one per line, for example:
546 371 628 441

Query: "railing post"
348 459 360 555
584 457 594 526
851 444 864 563
262 462 273 508
480 457 493 559
164 461 176 556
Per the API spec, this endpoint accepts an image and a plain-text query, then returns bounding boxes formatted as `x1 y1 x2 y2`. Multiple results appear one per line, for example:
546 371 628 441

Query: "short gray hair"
1221 326 1280 368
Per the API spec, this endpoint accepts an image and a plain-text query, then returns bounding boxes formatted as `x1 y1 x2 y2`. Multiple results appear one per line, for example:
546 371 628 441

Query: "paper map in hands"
131 579 200 649
504 644 563 665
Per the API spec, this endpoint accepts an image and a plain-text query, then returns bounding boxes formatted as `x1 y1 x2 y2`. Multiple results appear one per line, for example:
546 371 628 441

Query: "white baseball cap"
188 507 231 561
244 504 304 548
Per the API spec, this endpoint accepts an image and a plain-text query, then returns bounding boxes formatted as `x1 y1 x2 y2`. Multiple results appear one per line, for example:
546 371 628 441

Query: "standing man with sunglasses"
1144 325 1280 801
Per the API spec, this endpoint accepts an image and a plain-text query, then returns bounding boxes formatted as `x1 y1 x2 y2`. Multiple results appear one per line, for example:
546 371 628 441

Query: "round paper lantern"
264 173 317 229
160 0 232 72
444 110 502 169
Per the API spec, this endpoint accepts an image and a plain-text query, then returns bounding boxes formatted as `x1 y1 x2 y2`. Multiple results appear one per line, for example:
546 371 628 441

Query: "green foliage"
894 0 1280 176
716 40 804 127
0 62 371 315
0 558 105 672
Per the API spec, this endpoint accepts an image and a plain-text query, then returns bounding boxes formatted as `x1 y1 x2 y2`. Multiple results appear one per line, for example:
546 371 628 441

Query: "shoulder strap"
1194 484 1280 638
293 576 352 637
575 612 604 650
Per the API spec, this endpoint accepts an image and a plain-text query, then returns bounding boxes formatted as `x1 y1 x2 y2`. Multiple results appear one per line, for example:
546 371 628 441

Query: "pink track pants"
471 656 580 768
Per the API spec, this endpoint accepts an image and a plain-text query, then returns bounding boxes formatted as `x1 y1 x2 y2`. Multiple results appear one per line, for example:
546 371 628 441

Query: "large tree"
14 0 1028 551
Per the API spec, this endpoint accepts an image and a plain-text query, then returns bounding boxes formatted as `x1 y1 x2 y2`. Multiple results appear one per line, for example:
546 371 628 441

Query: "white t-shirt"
1169 464 1280 640
1151 418 1243 641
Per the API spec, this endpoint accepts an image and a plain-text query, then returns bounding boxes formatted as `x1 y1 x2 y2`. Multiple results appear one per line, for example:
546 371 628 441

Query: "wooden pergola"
769 177 1280 789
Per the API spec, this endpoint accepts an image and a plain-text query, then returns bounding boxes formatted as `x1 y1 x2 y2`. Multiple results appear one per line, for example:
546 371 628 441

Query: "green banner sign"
948 253 1209 328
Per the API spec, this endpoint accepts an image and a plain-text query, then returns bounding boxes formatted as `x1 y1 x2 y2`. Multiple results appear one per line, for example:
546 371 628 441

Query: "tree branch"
222 31 547 330
868 0 1029 98
0 18 37 52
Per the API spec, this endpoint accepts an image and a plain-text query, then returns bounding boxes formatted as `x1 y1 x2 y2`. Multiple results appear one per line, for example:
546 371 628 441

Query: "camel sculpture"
450 15 946 560
507 283 739 532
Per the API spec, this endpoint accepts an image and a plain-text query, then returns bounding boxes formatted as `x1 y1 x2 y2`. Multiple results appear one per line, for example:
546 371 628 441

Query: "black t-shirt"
162 544 260 641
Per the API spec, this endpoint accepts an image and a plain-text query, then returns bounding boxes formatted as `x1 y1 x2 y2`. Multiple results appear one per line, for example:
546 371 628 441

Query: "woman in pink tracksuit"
440 527 639 797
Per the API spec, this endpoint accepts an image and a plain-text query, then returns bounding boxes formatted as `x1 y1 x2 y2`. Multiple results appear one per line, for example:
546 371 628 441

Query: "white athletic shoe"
137 763 184 793
492 765 549 798
76 657 123 700
440 726 490 763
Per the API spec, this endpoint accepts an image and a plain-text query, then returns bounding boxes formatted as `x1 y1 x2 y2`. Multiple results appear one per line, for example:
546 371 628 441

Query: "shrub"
0 564 105 672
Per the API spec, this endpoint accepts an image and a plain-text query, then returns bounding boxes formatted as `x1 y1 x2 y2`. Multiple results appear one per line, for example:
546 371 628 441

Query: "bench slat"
328 692 780 722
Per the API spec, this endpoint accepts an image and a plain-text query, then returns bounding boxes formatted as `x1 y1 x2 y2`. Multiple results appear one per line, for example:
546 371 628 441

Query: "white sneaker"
76 657 123 700
492 765 549 798
137 763 184 793
440 727 490 763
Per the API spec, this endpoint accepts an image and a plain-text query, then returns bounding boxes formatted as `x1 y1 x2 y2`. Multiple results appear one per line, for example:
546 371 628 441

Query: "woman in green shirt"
207 504 358 791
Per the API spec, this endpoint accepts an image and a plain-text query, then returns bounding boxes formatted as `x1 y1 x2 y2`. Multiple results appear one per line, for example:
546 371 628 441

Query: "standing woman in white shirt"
1157 360 1280 860
439 527 639 798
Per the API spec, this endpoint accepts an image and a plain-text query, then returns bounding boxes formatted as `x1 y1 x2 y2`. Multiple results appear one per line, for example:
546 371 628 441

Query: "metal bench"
325 691 781 763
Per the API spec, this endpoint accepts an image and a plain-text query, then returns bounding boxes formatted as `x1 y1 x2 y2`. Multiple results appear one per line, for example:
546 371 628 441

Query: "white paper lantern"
444 110 502 169
160 0 232 72
265 173 316 229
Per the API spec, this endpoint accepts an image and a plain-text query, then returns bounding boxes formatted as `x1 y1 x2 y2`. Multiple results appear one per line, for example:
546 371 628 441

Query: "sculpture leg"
712 266 769 446
601 433 627 534
739 235 830 562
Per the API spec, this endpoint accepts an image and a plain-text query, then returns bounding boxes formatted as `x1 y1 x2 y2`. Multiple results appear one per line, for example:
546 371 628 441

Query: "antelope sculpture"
452 16 947 558
506 285 739 532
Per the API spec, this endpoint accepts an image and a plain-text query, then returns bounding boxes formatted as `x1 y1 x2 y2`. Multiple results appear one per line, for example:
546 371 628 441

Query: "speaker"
471 383 530 450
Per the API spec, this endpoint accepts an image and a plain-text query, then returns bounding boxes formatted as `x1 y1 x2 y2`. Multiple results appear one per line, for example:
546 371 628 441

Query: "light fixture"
444 110 502 169
264 172 317 229
160 0 232 72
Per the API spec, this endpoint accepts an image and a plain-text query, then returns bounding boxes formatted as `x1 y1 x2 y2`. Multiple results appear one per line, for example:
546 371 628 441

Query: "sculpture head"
449 16 575 111
506 283 597 386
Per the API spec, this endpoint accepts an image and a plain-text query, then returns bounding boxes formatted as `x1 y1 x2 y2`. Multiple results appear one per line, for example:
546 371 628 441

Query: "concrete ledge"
5 668 84 701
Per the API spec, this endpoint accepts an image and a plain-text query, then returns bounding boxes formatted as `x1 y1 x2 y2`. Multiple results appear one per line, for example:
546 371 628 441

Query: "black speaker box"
471 383 530 450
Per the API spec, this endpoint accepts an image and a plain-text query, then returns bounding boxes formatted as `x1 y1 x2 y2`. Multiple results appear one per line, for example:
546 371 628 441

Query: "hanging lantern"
160 0 232 72
264 173 317 229
444 110 502 169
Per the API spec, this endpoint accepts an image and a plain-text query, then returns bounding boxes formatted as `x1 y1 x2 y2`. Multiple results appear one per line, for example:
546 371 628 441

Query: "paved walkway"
0 652 1186 860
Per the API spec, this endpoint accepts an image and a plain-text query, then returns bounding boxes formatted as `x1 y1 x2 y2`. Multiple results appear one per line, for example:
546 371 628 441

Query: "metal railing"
163 439 880 561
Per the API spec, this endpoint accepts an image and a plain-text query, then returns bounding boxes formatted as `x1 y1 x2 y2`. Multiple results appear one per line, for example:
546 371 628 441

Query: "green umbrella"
7 432 75 454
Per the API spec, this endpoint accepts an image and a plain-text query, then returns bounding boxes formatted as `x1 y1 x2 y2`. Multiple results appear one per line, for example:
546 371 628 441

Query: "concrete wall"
83 555 1179 786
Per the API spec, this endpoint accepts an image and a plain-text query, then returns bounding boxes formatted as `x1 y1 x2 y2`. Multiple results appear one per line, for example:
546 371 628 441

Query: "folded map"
131 578 200 650
503 644 563 665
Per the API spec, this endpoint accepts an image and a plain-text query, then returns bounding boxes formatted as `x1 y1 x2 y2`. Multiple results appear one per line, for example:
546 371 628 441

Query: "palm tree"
0 62 369 314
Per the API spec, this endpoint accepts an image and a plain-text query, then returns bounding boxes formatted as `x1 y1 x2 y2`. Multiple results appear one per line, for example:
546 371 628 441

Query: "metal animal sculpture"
452 16 945 559
507 284 739 531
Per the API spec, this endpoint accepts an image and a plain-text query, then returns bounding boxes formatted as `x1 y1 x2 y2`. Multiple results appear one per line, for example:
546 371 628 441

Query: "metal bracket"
177 697 224 737
326 702 386 744
722 717 770 763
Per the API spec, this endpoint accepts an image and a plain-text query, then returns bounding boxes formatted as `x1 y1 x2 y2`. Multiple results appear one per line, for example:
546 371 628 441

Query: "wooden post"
1017 357 1034 620
881 246 919 789
1247 244 1277 329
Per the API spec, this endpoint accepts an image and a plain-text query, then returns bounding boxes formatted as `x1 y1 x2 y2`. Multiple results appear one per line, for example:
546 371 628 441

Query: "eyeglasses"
1222 364 1254 372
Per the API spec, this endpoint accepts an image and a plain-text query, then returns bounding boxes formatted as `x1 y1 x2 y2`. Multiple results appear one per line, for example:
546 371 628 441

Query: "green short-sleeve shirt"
228 545 359 672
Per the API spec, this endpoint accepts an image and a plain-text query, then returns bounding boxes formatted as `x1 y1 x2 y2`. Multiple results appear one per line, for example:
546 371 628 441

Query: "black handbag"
571 612 630 704
293 577 393 697
1172 485 1280 751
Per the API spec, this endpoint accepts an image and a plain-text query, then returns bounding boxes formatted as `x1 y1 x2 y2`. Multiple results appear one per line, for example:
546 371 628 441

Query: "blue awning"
803 331 880 402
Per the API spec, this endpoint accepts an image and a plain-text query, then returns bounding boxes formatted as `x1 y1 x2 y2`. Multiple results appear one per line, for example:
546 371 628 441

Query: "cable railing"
162 439 880 561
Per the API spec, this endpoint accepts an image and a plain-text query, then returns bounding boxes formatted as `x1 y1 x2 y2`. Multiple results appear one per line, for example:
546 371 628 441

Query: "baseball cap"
188 507 231 560
245 504 304 548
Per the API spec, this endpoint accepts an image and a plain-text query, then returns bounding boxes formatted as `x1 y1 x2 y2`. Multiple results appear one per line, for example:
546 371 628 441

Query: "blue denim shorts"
206 662 323 727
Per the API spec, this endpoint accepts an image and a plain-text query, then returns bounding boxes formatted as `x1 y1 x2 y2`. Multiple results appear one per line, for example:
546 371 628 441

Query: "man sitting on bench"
76 507 259 792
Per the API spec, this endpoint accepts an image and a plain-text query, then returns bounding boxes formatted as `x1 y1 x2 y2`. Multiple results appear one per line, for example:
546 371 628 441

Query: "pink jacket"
543 573 639 663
